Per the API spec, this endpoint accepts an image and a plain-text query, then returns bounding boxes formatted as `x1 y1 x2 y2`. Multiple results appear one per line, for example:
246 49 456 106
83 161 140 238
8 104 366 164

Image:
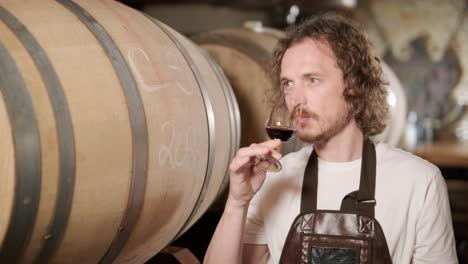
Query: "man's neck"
314 120 364 162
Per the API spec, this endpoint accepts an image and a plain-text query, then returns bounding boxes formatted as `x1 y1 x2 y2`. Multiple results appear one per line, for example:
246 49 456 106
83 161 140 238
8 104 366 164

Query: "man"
204 13 457 263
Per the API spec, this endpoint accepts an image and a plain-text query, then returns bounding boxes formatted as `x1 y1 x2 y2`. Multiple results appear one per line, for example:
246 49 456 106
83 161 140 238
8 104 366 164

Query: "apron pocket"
302 233 371 264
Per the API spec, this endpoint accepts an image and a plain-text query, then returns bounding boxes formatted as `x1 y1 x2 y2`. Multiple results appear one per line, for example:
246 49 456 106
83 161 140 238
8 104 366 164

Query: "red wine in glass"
266 126 296 141
255 103 301 172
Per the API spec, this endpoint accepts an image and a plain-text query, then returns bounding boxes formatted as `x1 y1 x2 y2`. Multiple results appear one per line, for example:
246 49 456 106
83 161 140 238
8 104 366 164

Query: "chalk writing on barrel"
158 121 201 168
127 47 193 95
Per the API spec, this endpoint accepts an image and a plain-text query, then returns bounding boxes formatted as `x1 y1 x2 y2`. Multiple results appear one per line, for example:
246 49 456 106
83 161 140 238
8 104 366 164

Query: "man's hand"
227 139 283 208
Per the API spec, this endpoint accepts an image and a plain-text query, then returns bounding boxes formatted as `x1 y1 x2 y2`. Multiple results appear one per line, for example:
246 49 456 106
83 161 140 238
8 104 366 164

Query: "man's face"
280 38 353 144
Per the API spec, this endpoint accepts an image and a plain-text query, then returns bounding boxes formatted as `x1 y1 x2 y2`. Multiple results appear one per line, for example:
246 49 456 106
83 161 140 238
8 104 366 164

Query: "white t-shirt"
244 142 457 264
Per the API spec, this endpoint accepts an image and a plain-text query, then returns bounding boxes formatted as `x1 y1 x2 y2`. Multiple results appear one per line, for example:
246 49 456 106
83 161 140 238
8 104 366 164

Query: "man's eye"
281 81 292 92
309 78 320 85
281 81 291 89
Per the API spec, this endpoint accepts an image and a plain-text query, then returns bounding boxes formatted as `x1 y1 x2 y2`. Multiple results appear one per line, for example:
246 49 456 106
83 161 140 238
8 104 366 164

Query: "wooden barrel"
0 1 239 263
192 23 284 149
192 23 407 148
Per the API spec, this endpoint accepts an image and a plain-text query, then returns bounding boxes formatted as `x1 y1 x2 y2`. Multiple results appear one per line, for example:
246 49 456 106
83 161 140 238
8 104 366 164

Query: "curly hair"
269 12 389 136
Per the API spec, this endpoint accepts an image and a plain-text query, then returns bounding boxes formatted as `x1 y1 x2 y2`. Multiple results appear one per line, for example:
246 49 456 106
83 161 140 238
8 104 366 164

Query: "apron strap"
300 137 377 217
300 150 318 212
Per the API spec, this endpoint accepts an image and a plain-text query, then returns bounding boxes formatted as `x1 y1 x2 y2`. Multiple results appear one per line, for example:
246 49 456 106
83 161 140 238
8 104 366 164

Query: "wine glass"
254 103 301 172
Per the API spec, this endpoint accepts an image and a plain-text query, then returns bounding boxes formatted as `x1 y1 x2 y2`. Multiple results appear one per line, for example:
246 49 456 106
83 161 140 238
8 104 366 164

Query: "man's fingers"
229 156 252 173
236 140 281 158
230 150 282 174
258 139 282 149
236 145 269 159
229 139 283 174
254 158 274 172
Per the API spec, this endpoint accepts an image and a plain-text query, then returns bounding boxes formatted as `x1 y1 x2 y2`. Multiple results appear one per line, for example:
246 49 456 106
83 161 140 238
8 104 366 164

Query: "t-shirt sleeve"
412 170 458 263
243 194 267 244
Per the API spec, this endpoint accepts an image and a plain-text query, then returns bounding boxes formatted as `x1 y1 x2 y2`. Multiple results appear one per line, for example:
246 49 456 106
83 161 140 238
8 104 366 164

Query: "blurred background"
111 0 468 262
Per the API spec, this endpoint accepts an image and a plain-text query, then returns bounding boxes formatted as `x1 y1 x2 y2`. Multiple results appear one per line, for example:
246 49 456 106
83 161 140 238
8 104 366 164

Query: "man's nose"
287 85 306 108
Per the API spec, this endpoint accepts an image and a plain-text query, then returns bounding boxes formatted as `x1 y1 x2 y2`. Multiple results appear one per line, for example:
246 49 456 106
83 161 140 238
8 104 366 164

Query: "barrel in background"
192 24 284 149
0 0 239 263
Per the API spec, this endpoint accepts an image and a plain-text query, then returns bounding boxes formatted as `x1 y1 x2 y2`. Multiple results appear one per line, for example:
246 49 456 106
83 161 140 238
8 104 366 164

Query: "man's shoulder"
376 142 441 181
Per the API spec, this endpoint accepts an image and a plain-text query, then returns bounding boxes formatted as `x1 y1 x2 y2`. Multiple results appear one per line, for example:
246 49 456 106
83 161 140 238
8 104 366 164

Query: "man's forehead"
280 38 339 75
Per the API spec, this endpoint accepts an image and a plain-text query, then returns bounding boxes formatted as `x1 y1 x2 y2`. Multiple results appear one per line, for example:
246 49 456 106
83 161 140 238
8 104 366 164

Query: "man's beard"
297 106 353 145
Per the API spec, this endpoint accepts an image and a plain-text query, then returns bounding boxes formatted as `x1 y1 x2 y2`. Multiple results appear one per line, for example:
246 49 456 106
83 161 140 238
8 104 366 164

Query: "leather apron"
279 138 392 264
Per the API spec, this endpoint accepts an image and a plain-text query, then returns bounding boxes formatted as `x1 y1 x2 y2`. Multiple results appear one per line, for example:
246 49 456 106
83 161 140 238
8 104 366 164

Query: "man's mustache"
295 109 319 121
